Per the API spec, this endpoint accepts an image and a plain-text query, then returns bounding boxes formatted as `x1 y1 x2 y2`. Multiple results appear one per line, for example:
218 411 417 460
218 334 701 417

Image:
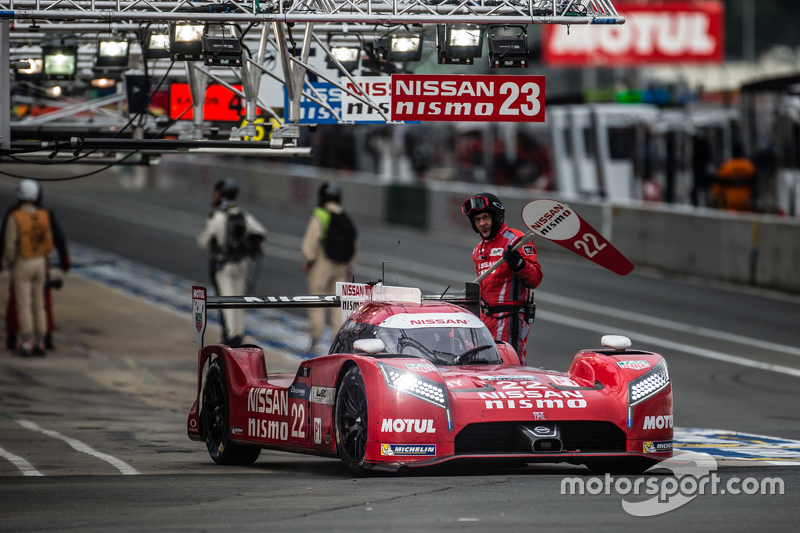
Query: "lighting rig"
486 25 529 68
1 0 626 155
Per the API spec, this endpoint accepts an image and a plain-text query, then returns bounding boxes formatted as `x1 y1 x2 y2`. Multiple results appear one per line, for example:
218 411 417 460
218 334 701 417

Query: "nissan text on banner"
542 1 724 66
391 75 545 123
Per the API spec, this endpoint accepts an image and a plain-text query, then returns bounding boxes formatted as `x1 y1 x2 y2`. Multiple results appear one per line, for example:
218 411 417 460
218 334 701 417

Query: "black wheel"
335 365 369 475
200 359 261 466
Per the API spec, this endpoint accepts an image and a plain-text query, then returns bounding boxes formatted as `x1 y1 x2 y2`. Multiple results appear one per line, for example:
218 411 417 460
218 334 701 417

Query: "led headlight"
628 360 670 406
379 363 447 408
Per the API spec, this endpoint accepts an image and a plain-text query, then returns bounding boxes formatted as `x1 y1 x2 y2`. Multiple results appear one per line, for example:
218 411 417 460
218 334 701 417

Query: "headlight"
628 359 670 405
378 363 452 431
627 359 670 427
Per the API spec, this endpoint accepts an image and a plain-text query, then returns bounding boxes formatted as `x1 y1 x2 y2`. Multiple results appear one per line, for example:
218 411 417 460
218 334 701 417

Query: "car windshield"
331 314 501 365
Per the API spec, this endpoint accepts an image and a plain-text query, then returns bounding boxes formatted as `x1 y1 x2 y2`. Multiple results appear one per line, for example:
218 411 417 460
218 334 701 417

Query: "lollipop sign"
521 200 634 276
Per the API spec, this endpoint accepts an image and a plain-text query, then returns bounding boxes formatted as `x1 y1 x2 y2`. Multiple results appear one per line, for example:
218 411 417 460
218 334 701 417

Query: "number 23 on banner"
390 75 545 123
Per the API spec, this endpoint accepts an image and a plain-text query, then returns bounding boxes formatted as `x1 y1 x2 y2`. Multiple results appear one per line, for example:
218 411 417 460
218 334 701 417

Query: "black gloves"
503 247 525 272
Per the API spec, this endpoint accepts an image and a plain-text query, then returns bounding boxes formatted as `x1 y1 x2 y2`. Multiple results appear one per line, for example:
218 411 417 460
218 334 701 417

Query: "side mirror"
353 338 386 354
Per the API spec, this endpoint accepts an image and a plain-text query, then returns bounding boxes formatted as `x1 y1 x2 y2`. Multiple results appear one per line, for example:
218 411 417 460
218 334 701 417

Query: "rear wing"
192 282 480 347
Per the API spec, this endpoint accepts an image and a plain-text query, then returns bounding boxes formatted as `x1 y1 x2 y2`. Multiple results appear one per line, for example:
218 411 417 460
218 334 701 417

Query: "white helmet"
17 180 40 203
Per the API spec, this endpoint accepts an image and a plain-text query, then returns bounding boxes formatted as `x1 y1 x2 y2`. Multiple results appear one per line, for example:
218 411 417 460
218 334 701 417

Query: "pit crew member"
463 192 543 364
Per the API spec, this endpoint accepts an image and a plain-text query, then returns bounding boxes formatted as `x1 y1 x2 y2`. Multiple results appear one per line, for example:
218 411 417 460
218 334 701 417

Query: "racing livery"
187 283 673 474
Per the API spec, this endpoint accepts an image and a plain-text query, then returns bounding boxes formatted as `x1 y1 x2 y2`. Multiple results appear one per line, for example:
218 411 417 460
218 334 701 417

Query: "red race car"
187 282 673 474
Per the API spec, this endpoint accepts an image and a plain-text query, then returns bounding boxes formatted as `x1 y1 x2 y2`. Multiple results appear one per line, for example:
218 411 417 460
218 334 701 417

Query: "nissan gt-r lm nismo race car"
187 282 673 474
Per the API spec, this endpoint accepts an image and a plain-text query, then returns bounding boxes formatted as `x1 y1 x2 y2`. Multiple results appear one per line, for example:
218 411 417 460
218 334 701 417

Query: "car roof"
349 301 474 326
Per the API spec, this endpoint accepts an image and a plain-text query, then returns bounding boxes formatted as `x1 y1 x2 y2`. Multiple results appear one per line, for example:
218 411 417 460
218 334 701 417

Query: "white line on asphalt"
15 420 141 475
535 292 800 358
0 444 43 476
538 311 800 379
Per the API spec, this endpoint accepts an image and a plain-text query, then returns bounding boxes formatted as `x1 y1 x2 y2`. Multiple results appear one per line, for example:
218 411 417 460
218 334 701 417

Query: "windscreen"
331 313 501 365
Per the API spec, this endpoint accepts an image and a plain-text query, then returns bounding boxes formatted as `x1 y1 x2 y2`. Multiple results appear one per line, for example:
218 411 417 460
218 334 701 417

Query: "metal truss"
2 0 622 25
1 0 624 154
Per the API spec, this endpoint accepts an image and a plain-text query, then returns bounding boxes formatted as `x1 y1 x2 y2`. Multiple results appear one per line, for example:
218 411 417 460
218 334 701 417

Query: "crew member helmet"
17 180 40 203
318 181 342 206
214 178 239 201
462 192 505 236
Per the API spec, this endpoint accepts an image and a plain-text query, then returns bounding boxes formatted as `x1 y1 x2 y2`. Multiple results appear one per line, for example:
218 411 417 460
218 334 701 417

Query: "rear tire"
335 365 369 475
201 360 261 466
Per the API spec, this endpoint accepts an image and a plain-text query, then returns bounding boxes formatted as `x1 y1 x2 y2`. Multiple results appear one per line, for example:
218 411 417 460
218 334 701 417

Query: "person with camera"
197 178 267 347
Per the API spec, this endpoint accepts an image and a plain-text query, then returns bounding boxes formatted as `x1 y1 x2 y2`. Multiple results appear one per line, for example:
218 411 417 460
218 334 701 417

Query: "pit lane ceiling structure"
0 0 624 155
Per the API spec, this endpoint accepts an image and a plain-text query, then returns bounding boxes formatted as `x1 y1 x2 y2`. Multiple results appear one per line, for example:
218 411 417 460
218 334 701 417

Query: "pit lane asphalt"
0 168 798 532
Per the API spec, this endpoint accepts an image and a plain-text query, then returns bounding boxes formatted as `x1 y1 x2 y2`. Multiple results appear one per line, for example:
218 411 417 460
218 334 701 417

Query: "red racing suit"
472 223 543 364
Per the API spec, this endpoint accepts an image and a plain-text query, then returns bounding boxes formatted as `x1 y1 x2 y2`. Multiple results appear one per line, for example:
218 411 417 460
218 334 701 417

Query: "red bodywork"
188 301 673 470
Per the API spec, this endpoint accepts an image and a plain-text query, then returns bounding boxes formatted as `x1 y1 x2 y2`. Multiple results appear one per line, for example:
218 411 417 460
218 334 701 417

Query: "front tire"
335 365 369 475
200 360 261 466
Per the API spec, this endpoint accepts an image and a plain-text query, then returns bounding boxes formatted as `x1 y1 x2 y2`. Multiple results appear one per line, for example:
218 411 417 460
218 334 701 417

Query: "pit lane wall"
159 156 800 294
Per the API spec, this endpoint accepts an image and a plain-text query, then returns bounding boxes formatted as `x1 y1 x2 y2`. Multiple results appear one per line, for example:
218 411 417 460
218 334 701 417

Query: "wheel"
335 365 369 475
200 359 261 466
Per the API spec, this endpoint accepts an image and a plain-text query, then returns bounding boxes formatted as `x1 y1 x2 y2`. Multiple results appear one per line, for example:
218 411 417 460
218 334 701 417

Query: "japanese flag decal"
521 200 634 276
192 286 207 347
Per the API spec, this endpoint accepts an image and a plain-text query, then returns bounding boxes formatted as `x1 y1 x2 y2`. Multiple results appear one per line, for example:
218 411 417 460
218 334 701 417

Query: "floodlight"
326 46 360 71
388 35 422 62
42 45 78 80
202 24 242 66
45 85 62 98
487 27 528 68
91 78 117 89
437 24 484 65
144 29 170 59
96 38 130 68
14 58 44 81
169 23 204 61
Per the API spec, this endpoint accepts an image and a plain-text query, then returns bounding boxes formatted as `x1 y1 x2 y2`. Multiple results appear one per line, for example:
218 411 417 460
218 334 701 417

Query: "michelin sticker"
381 444 437 456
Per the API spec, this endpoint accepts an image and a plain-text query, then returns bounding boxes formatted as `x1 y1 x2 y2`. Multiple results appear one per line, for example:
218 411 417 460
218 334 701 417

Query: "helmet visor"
462 196 489 216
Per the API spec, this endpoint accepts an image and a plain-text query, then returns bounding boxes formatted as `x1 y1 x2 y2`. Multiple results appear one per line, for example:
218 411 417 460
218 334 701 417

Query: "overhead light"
326 46 360 71
96 38 130 68
437 24 484 65
202 24 242 66
91 78 117 89
45 85 62 98
14 58 44 81
388 35 423 62
144 29 170 59
487 26 528 68
42 41 78 80
169 22 204 61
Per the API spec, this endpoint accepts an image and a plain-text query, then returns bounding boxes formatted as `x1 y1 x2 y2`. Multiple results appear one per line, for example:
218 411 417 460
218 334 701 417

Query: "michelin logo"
381 444 437 456
643 440 673 453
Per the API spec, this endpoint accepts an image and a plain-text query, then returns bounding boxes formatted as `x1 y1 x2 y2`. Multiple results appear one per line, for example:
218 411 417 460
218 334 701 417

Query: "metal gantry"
1 0 625 155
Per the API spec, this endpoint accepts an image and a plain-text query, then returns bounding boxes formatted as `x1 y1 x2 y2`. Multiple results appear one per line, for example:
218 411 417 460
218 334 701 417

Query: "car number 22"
291 402 306 439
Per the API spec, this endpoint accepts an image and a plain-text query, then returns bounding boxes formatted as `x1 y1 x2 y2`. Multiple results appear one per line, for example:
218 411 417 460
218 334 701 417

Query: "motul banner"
542 1 724 66
391 74 545 123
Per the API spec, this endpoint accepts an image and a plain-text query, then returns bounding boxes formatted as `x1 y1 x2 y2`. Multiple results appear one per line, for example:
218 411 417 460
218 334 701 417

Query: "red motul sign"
542 1 724 66
521 200 634 276
391 75 545 123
